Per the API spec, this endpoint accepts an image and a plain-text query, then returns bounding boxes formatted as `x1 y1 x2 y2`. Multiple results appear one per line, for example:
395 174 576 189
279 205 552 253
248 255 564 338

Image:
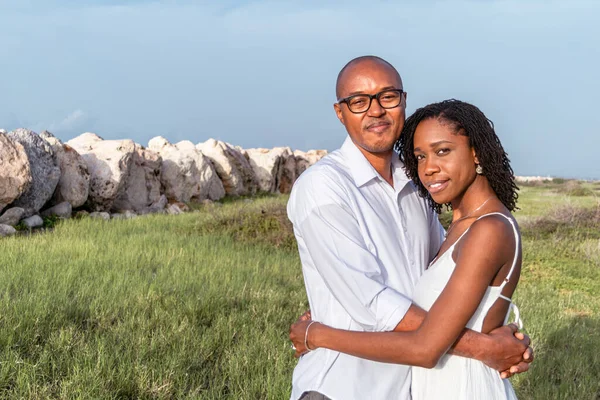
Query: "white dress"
411 213 522 400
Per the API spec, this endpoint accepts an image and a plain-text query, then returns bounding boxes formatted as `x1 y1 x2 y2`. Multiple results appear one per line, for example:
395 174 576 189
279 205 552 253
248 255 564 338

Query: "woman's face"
412 118 478 205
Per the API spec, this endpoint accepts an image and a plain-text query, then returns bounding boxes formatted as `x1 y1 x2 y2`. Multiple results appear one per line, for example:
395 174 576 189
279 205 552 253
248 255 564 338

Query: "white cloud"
29 110 92 138
47 109 89 131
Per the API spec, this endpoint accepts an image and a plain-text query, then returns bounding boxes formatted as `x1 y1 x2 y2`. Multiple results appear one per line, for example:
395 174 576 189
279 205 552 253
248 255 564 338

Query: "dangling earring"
475 164 483 175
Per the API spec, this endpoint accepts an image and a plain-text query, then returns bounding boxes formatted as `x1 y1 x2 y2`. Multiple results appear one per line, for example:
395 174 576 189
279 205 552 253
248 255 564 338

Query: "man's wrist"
472 332 493 362
449 329 490 361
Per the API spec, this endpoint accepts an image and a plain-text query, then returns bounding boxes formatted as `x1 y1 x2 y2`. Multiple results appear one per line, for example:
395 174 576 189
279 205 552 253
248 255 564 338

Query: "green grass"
0 198 305 399
0 181 598 399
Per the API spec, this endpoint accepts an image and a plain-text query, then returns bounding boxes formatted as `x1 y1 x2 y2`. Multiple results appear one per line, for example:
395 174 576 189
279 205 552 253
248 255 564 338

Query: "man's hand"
298 310 311 322
482 324 534 378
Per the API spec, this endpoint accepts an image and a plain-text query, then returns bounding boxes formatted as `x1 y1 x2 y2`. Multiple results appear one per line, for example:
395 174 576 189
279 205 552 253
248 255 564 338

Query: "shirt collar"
340 137 411 192
341 137 378 187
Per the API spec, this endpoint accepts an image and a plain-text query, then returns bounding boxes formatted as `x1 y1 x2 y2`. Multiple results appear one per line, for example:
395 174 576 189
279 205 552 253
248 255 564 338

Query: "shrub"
521 203 600 239
196 201 297 251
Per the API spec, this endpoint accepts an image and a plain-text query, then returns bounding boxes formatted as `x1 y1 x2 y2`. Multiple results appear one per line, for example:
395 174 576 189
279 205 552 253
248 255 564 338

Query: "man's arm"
288 172 413 333
298 200 413 332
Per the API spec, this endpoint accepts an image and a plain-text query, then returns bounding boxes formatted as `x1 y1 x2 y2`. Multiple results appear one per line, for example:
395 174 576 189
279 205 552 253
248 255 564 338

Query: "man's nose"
366 97 385 117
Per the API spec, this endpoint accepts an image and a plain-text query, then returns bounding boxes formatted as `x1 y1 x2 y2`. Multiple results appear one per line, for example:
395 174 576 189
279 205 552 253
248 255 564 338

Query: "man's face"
334 61 406 156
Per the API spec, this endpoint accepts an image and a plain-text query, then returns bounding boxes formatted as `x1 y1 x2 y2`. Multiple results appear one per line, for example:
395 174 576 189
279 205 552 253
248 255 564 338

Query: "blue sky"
1 0 598 179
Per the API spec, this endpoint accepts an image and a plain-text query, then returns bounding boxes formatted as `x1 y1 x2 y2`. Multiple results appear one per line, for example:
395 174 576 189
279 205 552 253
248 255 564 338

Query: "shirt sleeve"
297 200 413 332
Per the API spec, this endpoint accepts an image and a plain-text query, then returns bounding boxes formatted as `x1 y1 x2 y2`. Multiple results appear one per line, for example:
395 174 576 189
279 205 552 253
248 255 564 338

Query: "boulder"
67 133 135 211
0 133 31 213
112 146 162 212
148 137 225 203
74 210 89 219
6 129 59 216
166 203 183 215
0 224 17 237
294 149 328 176
22 215 44 229
196 139 258 197
138 194 168 215
123 210 138 219
89 212 110 221
41 201 72 219
0 207 25 227
244 147 297 194
40 131 90 208
175 141 225 201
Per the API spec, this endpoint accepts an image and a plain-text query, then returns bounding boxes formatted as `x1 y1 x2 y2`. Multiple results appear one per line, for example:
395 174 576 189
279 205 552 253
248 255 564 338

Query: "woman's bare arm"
290 216 518 368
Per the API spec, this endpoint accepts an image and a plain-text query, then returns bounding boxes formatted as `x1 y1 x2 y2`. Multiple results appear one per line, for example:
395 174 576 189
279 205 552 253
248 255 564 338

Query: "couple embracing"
287 56 533 400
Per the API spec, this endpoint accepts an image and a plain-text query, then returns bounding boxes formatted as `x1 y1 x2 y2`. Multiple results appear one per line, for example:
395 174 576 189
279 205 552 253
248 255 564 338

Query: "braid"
396 99 519 214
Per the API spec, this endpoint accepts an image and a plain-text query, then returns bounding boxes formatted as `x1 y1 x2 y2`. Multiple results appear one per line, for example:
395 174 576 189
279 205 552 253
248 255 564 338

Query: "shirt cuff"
373 287 413 332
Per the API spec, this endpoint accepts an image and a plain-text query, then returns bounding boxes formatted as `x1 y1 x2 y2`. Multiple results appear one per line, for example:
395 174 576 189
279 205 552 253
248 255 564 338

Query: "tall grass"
0 197 305 399
0 182 598 399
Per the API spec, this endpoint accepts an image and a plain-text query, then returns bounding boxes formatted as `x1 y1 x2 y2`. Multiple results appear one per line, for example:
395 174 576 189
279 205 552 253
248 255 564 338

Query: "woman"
289 99 523 399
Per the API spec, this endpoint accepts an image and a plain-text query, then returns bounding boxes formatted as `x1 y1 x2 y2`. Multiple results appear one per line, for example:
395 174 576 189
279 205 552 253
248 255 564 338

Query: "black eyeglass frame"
337 89 405 114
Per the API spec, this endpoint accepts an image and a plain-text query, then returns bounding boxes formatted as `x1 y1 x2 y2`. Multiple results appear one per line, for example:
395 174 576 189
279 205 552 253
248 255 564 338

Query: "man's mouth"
365 121 391 133
426 180 449 194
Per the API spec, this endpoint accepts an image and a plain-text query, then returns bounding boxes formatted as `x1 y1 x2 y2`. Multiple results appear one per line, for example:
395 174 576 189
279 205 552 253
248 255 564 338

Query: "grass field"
0 180 598 399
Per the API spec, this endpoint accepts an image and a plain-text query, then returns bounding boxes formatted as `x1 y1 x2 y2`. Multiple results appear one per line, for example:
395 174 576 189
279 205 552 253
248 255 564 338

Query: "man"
287 56 532 400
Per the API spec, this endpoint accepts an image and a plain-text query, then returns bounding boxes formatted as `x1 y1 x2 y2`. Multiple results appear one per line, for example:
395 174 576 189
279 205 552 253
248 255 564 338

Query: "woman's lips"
427 180 449 195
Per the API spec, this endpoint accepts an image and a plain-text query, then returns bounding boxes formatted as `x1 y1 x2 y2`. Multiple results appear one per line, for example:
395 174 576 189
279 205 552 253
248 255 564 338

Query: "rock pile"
0 129 327 234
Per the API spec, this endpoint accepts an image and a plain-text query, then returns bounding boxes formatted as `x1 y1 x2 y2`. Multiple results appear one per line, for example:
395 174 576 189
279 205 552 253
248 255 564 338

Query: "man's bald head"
335 56 402 100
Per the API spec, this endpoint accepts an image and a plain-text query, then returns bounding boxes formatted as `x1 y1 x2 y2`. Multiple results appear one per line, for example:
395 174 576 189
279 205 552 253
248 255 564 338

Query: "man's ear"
334 103 345 125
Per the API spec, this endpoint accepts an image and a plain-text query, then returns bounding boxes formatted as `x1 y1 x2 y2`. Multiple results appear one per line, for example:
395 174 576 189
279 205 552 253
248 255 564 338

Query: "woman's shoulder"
456 212 519 265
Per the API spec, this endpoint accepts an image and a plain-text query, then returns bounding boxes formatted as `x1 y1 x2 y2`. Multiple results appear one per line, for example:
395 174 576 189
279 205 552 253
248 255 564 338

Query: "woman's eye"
436 148 450 156
415 154 425 161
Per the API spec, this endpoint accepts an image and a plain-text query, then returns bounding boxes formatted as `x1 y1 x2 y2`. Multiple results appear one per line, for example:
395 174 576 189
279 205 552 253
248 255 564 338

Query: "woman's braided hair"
396 99 518 214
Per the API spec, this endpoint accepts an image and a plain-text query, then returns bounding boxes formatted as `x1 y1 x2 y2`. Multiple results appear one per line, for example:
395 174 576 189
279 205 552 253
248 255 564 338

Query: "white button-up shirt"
288 137 445 400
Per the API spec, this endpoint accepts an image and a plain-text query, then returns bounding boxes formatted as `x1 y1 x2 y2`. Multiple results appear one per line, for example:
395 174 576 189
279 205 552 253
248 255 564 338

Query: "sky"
0 0 598 179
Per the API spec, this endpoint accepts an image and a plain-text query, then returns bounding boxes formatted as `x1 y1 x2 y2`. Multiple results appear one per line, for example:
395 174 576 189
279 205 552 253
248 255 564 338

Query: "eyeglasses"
338 89 404 114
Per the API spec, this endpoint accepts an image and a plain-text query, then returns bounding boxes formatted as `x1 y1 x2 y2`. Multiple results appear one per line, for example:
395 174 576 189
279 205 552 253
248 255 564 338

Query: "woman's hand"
289 311 318 358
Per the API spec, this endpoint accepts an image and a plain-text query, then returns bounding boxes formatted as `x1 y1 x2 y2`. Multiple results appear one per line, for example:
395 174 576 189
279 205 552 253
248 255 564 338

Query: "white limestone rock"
6 129 60 216
41 201 72 219
294 149 328 177
0 207 25 227
166 203 183 215
67 133 135 211
175 140 225 201
40 131 90 208
0 133 31 213
196 139 258 197
22 215 43 229
89 211 110 220
244 147 297 194
138 194 168 215
0 224 17 237
148 137 225 203
112 146 162 212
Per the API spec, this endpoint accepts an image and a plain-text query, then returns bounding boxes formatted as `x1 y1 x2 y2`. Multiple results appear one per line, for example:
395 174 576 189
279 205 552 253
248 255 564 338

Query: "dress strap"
477 213 524 330
475 212 520 290
499 295 524 329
